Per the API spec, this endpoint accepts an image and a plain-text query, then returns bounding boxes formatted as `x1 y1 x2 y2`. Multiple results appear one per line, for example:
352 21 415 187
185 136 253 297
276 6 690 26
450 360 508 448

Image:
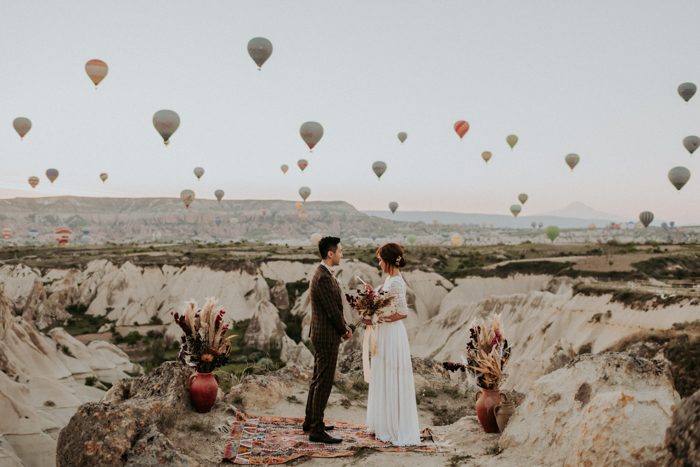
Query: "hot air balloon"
565 153 580 171
372 161 387 180
518 193 528 205
28 176 39 189
55 226 72 246
397 132 407 143
2 228 12 240
481 151 492 163
247 37 273 70
180 189 195 208
310 233 322 245
683 136 699 155
46 169 59 183
81 227 91 244
510 204 522 217
639 211 654 228
295 201 303 210
506 134 518 149
13 117 31 140
28 228 39 240
450 233 464 247
281 164 289 174
530 221 537 229
389 201 399 214
194 167 205 180
99 173 108 183
297 159 308 172
678 82 696 102
545 226 560 243
406 234 417 245
85 59 108 88
538 222 544 229
215 189 224 202
668 166 691 191
454 120 469 139
153 110 180 145
300 121 323 151
299 186 311 202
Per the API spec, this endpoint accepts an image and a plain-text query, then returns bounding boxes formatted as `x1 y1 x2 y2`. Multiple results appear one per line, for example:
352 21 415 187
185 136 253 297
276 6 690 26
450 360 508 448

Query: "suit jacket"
309 264 347 347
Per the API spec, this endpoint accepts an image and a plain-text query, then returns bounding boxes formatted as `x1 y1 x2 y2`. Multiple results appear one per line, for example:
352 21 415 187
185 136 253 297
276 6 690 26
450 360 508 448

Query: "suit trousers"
304 341 340 434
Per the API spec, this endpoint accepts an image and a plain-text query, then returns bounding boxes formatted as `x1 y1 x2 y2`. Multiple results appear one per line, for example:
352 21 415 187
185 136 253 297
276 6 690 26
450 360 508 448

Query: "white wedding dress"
365 274 421 446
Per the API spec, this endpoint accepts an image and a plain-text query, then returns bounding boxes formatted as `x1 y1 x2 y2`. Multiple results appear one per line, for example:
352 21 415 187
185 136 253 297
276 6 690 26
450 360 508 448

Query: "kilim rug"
223 411 438 464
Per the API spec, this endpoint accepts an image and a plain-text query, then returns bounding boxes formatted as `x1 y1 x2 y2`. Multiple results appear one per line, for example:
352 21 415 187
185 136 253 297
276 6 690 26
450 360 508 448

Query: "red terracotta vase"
475 389 501 433
188 372 218 413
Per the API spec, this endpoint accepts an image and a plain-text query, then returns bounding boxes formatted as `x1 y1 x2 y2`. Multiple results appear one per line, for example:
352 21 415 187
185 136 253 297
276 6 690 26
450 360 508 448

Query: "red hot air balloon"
454 120 469 139
54 226 72 247
297 159 308 172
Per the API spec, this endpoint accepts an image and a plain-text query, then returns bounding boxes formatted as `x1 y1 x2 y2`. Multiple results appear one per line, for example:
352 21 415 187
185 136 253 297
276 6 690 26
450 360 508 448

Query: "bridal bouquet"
443 314 511 389
173 298 235 373
345 278 395 328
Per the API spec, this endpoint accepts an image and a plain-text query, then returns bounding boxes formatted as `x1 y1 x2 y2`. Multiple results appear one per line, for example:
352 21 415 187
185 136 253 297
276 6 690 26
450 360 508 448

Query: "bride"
364 242 421 446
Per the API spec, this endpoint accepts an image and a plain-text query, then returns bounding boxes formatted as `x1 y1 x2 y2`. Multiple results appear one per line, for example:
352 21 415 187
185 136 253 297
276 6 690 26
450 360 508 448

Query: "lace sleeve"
388 277 409 315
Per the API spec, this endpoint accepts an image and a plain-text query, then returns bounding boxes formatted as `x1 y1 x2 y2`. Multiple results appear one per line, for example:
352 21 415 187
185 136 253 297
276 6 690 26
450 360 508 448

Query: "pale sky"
1 1 699 223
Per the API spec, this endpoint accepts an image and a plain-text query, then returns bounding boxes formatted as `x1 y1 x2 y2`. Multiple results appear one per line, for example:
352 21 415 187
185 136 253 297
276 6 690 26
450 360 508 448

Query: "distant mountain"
363 210 619 229
538 202 624 222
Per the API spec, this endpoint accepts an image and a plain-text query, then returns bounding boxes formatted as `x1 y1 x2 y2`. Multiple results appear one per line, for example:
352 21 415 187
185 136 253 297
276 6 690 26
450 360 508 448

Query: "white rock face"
412 275 700 392
0 287 138 467
499 353 679 466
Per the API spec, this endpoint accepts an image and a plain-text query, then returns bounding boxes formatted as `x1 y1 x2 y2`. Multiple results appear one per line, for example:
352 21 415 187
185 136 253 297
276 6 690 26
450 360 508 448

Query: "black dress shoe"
303 424 334 432
309 431 342 444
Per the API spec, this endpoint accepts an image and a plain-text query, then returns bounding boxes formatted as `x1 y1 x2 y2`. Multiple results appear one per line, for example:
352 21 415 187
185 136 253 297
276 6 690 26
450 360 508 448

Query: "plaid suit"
305 264 348 434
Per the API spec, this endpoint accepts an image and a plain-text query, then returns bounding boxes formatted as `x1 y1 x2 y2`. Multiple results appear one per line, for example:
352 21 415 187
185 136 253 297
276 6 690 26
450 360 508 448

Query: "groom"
304 236 352 444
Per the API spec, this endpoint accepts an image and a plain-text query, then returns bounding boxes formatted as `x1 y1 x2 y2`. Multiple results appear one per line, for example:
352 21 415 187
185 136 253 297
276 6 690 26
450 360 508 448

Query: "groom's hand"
342 328 352 340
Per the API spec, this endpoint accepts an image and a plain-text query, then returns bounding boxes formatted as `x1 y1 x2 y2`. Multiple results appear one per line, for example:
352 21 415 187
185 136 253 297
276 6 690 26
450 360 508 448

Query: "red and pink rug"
223 411 438 464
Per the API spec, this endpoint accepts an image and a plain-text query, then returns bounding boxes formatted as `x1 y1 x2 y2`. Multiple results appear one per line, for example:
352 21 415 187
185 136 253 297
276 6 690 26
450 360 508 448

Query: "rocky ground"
55 348 697 467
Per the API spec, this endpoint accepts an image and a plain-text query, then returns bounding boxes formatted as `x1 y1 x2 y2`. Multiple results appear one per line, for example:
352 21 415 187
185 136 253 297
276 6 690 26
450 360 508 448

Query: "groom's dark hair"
318 236 340 259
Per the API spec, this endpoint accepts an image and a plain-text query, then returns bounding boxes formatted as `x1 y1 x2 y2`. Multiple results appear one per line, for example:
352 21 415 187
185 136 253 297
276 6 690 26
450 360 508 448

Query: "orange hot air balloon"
295 201 303 210
2 228 13 240
85 59 109 88
297 159 308 172
454 120 469 139
28 176 40 189
54 226 72 246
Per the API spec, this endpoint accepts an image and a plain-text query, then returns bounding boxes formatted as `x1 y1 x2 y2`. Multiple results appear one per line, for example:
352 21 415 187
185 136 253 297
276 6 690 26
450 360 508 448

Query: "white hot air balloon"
13 117 31 140
194 167 205 180
300 121 324 151
215 189 224 202
153 110 180 145
310 232 322 245
298 186 311 202
372 161 387 180
247 37 273 70
668 166 691 191
180 189 195 208
510 204 522 217
683 135 699 155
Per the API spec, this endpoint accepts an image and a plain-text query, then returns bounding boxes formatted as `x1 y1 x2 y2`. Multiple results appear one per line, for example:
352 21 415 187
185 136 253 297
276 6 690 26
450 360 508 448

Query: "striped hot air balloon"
54 226 72 246
454 120 469 139
85 59 109 88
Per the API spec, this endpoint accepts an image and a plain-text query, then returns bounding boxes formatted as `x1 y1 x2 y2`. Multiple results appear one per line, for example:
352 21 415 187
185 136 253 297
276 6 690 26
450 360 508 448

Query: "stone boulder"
499 352 679 466
56 362 192 467
665 388 700 466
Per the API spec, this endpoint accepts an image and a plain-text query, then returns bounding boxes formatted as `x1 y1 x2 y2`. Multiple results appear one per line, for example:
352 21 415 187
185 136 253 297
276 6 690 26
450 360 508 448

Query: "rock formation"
499 352 679 466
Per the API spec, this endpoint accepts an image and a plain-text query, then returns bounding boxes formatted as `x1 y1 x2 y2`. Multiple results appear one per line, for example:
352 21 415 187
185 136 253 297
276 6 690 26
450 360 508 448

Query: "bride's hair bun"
376 243 406 268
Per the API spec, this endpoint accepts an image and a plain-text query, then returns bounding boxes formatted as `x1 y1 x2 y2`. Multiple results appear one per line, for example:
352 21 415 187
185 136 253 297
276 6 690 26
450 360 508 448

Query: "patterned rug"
223 411 438 464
